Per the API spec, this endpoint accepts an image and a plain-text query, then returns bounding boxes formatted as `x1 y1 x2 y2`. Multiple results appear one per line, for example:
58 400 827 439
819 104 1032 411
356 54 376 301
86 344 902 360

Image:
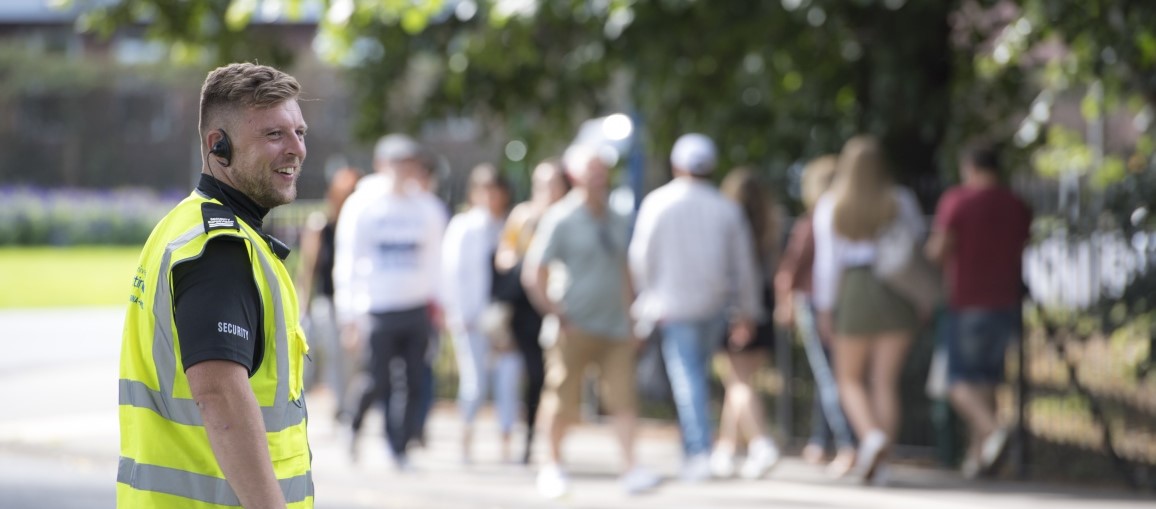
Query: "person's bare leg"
461 425 474 464
834 337 875 437
982 384 1000 432
501 431 512 464
714 354 740 457
869 332 913 442
727 350 769 442
540 409 568 466
949 382 999 458
612 410 638 470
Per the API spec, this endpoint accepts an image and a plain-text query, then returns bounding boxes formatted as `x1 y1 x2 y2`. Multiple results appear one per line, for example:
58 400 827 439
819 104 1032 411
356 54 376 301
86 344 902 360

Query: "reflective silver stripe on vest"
120 219 305 431
118 379 305 431
245 227 294 421
118 456 313 505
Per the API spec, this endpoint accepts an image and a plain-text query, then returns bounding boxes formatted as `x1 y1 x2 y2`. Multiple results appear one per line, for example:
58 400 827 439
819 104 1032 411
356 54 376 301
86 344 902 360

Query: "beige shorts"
540 326 637 422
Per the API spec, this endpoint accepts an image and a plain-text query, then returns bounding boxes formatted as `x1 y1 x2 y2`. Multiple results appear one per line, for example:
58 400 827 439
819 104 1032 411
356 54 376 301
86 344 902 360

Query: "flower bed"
0 186 183 246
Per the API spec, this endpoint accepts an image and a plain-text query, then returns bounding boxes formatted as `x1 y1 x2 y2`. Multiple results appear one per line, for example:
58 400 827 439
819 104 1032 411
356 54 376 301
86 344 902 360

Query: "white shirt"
629 178 762 325
333 173 448 323
441 207 504 331
811 186 924 311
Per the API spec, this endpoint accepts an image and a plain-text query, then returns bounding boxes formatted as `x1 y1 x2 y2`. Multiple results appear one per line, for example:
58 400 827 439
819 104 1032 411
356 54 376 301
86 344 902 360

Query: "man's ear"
208 129 233 167
206 129 222 152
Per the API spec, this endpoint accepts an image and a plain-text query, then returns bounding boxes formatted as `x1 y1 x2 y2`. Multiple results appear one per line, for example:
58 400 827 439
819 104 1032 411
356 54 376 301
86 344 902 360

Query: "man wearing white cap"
523 144 660 497
629 133 765 481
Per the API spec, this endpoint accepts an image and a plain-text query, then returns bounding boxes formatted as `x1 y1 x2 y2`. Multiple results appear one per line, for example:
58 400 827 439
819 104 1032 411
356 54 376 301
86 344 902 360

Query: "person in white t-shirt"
333 134 448 469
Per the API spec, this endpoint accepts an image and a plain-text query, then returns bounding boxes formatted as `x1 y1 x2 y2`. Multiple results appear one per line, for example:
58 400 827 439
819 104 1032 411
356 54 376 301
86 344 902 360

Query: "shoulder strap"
200 202 240 233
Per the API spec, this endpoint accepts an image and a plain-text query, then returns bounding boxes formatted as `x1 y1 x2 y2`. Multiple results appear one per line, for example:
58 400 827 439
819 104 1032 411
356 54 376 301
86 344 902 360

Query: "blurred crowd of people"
294 129 1031 497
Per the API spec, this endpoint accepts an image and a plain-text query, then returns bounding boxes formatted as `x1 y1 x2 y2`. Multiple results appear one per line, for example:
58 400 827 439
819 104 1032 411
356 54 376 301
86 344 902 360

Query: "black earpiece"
210 129 233 167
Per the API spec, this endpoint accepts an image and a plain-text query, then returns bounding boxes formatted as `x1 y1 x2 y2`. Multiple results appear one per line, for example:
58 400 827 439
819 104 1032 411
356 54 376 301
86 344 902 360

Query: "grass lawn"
0 246 141 308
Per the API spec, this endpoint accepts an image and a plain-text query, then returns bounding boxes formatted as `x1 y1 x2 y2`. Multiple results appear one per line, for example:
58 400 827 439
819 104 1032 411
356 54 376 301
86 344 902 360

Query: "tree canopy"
75 0 1156 207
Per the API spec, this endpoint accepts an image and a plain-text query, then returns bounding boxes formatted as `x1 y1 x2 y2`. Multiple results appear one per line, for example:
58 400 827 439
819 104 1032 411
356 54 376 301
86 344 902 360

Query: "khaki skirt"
835 266 918 336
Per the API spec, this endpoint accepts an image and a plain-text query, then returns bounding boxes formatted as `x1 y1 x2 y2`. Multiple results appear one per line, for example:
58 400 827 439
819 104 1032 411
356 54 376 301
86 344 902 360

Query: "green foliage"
76 0 307 67
0 41 200 98
75 1 1156 199
81 0 962 202
1032 126 1094 179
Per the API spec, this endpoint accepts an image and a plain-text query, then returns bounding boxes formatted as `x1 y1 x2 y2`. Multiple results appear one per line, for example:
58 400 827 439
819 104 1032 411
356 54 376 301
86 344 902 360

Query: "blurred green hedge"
0 186 181 246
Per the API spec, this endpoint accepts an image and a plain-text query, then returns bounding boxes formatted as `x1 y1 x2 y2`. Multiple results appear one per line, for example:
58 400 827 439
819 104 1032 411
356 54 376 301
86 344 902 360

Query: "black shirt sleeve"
172 236 265 376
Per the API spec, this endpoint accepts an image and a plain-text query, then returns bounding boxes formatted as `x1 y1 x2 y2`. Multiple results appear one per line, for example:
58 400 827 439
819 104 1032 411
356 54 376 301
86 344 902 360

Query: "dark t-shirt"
933 185 1032 309
316 222 337 297
172 174 274 375
173 237 264 374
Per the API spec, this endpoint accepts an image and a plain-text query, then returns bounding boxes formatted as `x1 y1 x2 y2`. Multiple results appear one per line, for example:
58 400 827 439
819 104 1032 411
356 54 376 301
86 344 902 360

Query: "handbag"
484 250 522 352
635 329 673 403
873 216 942 318
479 301 515 352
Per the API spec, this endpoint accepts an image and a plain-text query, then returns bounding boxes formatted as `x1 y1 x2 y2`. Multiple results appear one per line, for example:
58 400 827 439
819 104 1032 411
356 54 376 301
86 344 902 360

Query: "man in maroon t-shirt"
925 142 1032 479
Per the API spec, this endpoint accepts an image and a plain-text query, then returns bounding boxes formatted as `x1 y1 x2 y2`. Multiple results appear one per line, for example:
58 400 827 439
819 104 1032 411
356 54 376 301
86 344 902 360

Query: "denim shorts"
946 307 1021 385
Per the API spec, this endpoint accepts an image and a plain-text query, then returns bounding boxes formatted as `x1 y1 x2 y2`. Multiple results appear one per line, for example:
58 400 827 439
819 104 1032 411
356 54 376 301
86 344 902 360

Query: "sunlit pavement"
1 308 1151 509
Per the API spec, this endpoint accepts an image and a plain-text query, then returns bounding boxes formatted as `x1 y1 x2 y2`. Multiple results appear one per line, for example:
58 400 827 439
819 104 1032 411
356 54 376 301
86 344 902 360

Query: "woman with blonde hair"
710 167 782 479
812 136 925 483
493 159 570 464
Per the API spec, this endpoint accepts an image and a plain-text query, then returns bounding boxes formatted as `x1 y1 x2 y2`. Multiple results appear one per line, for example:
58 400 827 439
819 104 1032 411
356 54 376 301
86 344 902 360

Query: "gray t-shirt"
525 193 632 340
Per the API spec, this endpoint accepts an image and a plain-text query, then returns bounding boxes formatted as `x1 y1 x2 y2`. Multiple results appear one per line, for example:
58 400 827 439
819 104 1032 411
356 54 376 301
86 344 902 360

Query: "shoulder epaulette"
201 202 240 233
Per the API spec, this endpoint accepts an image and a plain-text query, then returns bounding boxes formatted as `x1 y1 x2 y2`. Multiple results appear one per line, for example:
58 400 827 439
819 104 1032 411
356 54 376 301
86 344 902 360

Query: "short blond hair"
800 155 838 212
199 62 301 136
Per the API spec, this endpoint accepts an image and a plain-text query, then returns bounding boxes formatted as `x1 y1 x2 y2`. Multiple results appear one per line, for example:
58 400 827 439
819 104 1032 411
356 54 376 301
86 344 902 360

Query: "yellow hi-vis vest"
118 192 312 508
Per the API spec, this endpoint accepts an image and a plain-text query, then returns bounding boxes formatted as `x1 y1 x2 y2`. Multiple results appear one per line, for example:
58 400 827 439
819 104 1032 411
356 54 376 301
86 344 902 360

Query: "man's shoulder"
645 181 682 201
151 193 238 237
646 180 727 211
451 207 487 230
414 191 449 221
543 195 583 223
950 185 1026 210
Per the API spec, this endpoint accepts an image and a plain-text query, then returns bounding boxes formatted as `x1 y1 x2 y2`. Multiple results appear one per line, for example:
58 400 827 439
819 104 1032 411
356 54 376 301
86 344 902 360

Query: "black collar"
196 174 270 231
195 174 292 260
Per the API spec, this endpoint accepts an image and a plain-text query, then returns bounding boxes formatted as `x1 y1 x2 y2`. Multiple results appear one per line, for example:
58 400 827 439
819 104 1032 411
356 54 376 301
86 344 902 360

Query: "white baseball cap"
374 133 423 162
562 143 618 179
671 133 717 175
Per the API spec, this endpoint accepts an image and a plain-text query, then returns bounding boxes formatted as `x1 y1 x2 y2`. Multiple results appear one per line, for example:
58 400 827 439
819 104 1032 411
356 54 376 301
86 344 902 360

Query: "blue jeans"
661 315 726 457
795 297 855 450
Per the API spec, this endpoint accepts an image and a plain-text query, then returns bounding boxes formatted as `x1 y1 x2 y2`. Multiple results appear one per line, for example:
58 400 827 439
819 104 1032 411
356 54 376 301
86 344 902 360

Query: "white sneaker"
980 427 1010 473
739 438 781 480
869 464 892 487
709 449 736 478
680 453 713 482
393 454 413 473
960 456 981 480
341 428 359 463
853 430 888 482
620 466 661 495
536 464 570 499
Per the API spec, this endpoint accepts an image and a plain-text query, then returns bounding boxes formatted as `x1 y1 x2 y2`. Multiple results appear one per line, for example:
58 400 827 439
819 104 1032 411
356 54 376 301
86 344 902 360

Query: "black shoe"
522 431 534 465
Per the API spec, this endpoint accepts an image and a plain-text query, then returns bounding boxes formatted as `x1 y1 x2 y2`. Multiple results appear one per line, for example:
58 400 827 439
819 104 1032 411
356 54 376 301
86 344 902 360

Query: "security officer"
119 63 312 509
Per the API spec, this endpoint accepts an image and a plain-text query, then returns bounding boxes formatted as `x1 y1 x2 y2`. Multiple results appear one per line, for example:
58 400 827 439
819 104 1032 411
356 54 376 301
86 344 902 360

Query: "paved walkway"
302 394 1153 509
0 307 1152 508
